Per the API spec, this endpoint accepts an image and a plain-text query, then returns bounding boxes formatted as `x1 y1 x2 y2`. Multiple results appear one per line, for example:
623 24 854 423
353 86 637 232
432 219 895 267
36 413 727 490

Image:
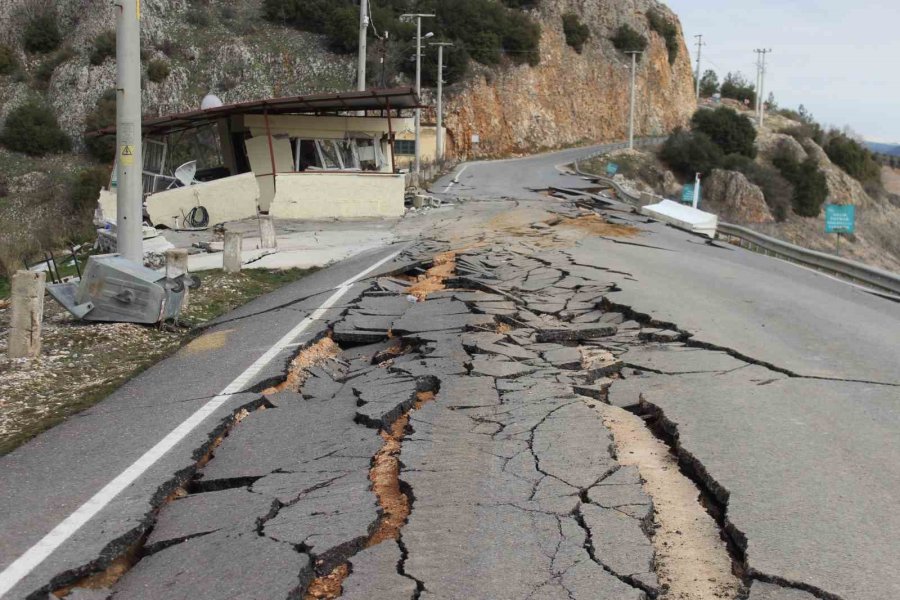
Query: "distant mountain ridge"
865 141 900 156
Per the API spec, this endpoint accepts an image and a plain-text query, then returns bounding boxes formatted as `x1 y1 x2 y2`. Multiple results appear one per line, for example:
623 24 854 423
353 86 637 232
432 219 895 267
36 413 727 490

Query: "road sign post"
824 204 855 257
606 162 619 176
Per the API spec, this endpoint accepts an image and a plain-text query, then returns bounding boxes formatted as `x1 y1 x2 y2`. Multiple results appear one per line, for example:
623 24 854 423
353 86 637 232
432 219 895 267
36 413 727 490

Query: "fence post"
259 216 277 250
223 232 242 274
165 249 190 308
8 271 46 359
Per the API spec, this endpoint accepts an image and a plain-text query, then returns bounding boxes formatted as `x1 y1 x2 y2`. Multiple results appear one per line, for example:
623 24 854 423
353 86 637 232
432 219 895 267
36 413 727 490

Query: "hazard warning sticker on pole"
120 145 135 166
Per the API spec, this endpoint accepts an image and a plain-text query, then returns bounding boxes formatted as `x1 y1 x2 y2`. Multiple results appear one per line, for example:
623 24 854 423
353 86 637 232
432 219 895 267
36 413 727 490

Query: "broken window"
394 140 416 156
290 138 386 172
335 139 358 170
317 140 341 170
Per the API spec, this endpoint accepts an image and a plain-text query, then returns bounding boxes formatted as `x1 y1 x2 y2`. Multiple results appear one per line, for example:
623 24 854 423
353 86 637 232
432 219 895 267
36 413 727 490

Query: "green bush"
147 59 171 83
33 46 75 91
659 129 723 178
698 69 718 97
186 6 211 27
646 9 678 64
720 71 756 106
562 13 590 53
400 43 469 87
0 44 19 75
0 100 71 156
611 24 647 54
69 167 109 216
773 150 828 217
90 31 116 65
721 154 793 221
23 12 62 54
824 132 881 186
691 107 757 158
84 89 117 162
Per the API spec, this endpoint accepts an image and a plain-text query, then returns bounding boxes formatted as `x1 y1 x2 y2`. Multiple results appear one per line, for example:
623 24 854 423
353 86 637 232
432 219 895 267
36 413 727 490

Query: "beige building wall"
394 126 444 169
269 173 405 220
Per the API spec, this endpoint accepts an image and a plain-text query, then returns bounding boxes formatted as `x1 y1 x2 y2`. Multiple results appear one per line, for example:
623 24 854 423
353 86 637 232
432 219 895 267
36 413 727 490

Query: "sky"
666 0 900 143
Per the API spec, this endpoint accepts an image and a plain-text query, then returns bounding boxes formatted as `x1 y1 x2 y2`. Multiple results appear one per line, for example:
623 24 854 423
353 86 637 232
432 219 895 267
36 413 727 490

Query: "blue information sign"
606 162 619 176
825 204 855 234
681 184 697 204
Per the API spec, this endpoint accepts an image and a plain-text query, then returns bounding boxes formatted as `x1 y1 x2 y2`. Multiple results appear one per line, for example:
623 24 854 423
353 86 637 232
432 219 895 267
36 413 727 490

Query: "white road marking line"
443 164 469 192
0 248 404 598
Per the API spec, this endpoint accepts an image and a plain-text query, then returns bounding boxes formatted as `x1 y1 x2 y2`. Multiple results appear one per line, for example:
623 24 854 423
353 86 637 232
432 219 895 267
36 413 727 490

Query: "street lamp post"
400 13 434 178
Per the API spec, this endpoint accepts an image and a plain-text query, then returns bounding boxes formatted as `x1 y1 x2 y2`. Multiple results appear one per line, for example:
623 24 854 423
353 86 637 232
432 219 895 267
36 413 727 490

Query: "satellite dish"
201 93 223 110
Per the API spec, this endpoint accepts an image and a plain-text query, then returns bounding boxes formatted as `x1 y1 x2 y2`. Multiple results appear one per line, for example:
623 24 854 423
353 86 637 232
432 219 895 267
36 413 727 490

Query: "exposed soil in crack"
406 251 457 300
302 390 437 599
262 336 342 394
303 564 350 600
557 214 641 238
592 401 744 600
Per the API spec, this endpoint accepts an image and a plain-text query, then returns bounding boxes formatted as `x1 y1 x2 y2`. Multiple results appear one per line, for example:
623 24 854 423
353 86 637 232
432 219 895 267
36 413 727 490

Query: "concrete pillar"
165 249 190 308
259 216 277 250
223 232 242 274
8 270 46 359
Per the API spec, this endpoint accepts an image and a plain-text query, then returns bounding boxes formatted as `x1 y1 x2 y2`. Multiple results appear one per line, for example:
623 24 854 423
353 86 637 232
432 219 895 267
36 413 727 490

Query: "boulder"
703 169 774 224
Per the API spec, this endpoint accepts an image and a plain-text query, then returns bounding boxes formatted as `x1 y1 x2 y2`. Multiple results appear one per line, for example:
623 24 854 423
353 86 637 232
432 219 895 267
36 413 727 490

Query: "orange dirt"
303 564 350 600
52 543 142 597
406 251 457 300
557 214 641 238
262 337 341 394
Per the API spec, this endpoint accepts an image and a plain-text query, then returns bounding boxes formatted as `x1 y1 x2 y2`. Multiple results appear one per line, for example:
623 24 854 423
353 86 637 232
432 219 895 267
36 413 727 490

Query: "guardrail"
574 147 900 297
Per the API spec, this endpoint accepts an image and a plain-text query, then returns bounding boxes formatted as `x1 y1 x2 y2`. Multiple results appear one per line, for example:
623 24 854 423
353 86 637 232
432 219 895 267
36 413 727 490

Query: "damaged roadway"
0 143 898 600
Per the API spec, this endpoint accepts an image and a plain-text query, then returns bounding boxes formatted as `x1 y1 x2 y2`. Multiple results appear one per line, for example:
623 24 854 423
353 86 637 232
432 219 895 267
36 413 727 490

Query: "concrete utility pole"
754 49 772 125
400 14 434 177
115 0 143 263
430 42 453 161
694 34 704 99
626 51 642 150
357 0 369 91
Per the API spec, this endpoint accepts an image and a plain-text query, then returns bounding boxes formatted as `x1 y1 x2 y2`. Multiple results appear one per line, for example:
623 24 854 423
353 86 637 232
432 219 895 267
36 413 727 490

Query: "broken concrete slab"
263 470 378 569
535 323 617 343
341 541 417 600
110 531 312 600
573 378 613 400
146 488 277 552
542 346 583 369
580 504 655 582
470 356 538 379
747 582 820 600
621 344 747 374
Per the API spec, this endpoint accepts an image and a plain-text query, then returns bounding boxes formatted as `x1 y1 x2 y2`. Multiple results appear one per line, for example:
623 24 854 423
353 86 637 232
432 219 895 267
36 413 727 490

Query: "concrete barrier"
223 232 242 274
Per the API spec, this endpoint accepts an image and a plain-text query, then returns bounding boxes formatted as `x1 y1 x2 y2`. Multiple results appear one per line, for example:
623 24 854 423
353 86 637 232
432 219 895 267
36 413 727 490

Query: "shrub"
773 150 828 217
720 71 756 106
323 5 359 54
84 89 117 162
0 44 19 75
611 24 647 53
69 167 109 216
780 123 825 147
90 30 116 65
691 107 757 158
698 69 718 97
562 13 590 53
824 132 881 186
401 43 470 87
186 6 211 27
147 59 171 83
23 12 62 54
722 154 793 221
659 129 723 178
646 9 678 64
33 46 75 91
0 100 71 156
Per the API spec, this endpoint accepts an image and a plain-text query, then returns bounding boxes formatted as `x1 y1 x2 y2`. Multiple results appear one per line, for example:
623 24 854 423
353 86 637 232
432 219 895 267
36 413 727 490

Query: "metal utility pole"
115 0 143 263
626 51 642 150
430 42 453 161
694 34 704 99
357 0 369 91
400 14 434 177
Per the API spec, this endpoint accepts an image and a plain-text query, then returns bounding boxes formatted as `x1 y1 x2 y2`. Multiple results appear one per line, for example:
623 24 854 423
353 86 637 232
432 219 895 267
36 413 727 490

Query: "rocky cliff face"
443 1 697 158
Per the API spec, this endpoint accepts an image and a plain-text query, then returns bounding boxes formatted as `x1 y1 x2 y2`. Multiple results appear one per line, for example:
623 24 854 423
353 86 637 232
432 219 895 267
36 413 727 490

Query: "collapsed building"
90 87 429 226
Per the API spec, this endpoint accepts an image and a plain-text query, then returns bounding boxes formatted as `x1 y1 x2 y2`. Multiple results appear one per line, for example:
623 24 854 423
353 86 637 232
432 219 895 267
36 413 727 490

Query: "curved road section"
0 143 896 600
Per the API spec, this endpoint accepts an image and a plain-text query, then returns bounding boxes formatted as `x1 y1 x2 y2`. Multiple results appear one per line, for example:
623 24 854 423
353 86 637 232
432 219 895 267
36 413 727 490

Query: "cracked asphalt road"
0 144 897 600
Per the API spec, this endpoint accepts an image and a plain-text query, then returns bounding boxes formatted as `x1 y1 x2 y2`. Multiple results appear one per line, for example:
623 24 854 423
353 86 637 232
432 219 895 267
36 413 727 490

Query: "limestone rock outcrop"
703 169 774 224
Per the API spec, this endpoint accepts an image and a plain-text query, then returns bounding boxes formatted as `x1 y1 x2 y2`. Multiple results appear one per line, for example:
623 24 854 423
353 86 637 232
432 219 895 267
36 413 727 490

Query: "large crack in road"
30 200 891 600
